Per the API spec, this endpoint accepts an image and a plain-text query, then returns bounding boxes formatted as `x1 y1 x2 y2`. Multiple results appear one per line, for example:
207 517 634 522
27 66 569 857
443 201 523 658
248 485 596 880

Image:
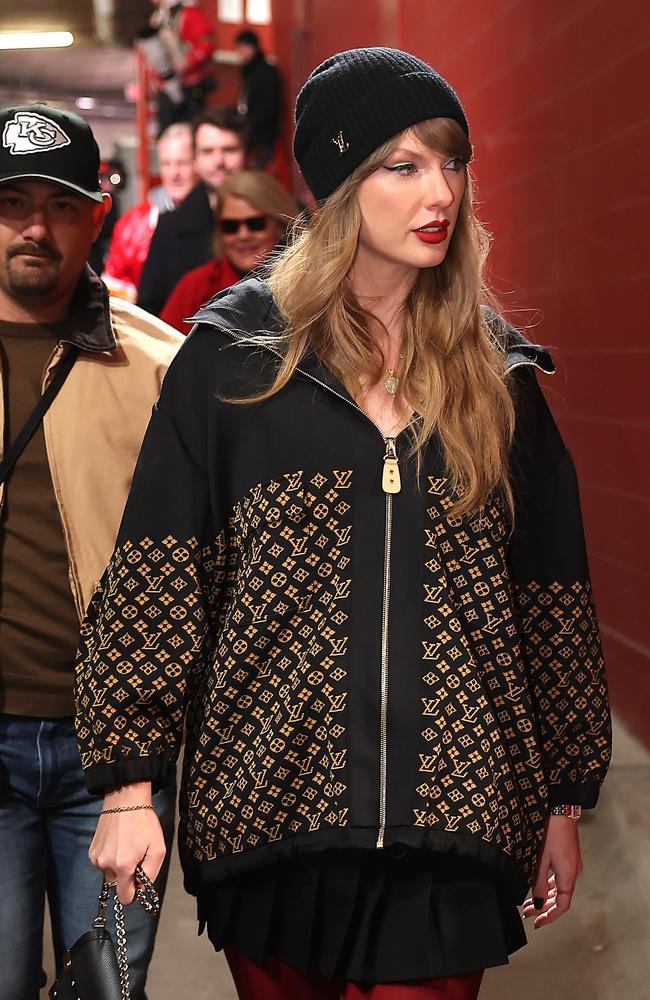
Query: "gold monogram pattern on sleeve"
512 579 611 786
180 469 353 866
75 532 225 770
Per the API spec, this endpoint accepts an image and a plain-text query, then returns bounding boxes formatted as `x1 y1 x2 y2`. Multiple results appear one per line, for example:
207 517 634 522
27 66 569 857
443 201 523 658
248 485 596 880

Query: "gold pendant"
384 354 403 396
384 371 398 395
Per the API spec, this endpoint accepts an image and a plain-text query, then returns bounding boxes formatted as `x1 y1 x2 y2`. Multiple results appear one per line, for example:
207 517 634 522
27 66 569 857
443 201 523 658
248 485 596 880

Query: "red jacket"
176 3 215 88
160 256 241 333
103 202 160 300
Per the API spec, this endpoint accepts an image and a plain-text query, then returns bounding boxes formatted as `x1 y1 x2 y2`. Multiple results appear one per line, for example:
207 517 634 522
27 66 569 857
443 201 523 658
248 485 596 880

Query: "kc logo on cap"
0 102 103 201
2 111 71 155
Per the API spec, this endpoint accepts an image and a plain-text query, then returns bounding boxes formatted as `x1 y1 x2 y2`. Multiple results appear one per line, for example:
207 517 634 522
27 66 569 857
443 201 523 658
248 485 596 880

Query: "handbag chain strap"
113 894 131 1000
95 865 161 1000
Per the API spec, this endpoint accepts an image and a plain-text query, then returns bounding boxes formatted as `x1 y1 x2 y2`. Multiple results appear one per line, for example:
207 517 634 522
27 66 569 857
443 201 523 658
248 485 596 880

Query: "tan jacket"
0 270 183 619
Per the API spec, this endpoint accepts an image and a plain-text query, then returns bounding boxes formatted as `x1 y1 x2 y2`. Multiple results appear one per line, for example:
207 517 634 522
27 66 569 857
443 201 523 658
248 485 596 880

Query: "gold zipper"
377 437 399 847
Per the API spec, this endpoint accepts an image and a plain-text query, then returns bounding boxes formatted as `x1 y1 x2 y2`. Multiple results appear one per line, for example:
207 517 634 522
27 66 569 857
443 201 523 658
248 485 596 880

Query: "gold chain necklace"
384 354 403 396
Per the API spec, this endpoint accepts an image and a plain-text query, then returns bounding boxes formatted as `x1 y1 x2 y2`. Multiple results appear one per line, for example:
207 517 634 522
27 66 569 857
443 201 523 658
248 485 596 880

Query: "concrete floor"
42 716 650 999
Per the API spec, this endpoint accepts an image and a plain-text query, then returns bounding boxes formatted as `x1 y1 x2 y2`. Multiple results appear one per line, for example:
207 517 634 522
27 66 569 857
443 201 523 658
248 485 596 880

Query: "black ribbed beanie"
294 47 470 201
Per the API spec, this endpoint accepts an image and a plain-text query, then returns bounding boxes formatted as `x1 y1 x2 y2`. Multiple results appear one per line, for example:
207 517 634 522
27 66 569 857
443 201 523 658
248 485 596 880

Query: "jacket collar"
480 305 555 375
191 277 556 383
190 277 357 403
504 337 555 375
59 266 117 353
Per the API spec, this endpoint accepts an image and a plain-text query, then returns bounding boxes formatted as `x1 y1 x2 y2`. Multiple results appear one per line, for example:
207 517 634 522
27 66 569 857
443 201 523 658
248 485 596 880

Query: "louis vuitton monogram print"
414 477 610 886
512 579 610 787
179 468 353 866
416 480 540 873
77 469 353 868
75 532 227 771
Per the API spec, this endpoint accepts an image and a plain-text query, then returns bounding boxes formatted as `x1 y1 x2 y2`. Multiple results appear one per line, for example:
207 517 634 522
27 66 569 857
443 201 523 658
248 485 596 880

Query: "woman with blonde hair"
160 170 299 333
76 48 611 999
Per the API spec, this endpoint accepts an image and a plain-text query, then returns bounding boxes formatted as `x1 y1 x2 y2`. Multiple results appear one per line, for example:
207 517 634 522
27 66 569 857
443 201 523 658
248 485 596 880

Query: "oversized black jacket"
75 278 612 902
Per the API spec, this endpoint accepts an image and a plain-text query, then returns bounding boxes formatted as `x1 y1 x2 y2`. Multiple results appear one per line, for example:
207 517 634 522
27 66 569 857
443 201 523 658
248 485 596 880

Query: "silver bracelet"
100 804 155 815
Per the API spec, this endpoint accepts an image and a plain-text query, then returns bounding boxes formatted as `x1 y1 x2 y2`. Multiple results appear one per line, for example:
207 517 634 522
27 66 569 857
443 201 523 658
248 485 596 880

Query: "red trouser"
225 947 484 1000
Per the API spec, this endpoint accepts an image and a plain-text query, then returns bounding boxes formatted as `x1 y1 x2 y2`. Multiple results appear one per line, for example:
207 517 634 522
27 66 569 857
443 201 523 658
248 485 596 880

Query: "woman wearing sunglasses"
160 170 299 333
77 48 611 1000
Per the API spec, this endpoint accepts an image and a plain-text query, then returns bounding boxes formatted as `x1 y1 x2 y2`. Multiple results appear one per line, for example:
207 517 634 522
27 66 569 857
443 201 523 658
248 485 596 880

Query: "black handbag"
49 866 160 1000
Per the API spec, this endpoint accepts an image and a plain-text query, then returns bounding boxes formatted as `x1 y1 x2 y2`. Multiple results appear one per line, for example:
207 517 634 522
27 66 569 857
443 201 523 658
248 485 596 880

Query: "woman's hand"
89 781 166 906
522 815 583 928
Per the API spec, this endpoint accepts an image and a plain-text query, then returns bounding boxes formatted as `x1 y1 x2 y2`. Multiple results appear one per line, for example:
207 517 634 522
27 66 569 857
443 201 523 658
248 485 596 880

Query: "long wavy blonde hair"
235 118 516 517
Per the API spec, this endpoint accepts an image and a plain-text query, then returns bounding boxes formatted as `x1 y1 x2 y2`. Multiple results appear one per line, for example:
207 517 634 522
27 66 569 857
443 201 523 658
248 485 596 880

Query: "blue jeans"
0 714 175 1000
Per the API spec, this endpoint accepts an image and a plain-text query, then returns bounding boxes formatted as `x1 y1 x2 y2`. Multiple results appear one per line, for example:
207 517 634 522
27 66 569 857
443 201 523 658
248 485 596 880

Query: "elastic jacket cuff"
82 752 173 796
548 778 601 809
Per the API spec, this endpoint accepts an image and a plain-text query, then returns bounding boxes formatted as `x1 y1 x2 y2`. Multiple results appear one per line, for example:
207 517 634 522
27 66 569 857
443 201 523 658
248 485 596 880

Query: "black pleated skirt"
197 847 527 983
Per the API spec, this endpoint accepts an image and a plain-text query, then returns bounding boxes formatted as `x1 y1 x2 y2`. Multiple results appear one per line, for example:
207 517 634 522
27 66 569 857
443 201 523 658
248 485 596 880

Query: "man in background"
104 122 195 300
137 105 249 316
235 29 281 168
0 102 181 999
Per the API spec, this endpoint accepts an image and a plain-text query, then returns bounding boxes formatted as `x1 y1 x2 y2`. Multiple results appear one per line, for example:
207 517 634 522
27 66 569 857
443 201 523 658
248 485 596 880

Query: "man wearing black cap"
0 103 181 999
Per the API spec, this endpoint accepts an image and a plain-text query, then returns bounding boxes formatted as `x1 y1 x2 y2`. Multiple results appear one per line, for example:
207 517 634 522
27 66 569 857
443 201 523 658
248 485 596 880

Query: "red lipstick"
413 219 449 244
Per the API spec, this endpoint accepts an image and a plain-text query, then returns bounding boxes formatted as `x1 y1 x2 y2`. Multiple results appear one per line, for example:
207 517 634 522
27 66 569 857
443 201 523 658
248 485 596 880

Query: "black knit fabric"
293 47 470 201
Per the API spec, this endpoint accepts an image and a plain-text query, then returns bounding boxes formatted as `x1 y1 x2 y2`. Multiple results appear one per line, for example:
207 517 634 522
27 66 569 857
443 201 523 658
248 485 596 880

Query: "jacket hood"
190 275 282 337
190 276 556 376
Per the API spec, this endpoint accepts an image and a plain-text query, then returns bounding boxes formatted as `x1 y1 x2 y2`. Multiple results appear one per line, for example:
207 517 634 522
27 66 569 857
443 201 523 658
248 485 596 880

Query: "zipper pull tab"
382 438 401 494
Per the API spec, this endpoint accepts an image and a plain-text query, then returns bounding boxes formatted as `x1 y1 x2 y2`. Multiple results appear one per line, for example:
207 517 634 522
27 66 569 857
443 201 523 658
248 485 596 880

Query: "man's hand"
522 815 583 928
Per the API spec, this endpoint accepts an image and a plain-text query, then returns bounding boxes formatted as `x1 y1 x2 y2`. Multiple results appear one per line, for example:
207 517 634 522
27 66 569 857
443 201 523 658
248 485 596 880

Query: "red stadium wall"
414 1 650 748
269 1 649 745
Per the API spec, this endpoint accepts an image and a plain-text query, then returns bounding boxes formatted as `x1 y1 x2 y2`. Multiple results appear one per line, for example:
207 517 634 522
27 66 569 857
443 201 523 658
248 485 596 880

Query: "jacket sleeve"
507 367 612 808
74 332 225 793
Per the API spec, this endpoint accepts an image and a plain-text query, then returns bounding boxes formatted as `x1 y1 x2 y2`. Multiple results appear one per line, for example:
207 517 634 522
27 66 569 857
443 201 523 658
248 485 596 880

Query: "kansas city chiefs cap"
0 103 103 202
